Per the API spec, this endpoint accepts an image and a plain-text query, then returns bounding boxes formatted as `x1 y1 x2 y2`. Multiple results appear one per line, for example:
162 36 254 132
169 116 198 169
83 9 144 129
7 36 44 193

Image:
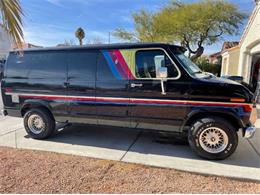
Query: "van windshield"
170 47 206 77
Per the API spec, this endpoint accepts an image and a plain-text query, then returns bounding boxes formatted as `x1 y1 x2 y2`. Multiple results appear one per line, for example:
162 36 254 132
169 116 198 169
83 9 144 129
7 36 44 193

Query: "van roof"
10 42 184 53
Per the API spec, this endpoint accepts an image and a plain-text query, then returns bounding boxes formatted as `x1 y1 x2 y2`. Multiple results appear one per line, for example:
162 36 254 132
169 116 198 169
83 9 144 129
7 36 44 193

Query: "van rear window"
6 51 67 80
6 53 28 79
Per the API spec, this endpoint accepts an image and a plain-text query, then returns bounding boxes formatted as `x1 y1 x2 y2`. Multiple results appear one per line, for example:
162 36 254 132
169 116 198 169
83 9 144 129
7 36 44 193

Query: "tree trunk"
190 46 204 61
79 39 83 46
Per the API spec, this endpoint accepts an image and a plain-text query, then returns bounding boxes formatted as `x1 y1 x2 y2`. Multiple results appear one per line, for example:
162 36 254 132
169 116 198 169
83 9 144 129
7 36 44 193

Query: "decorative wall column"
245 52 253 83
225 57 230 75
238 51 248 77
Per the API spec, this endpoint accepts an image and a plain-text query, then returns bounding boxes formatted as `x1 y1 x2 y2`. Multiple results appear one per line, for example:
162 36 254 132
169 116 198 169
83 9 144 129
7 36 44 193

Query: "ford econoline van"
1 43 256 160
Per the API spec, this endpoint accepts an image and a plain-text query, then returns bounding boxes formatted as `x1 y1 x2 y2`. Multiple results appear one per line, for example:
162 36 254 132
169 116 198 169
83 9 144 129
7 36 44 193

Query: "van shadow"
35 124 260 169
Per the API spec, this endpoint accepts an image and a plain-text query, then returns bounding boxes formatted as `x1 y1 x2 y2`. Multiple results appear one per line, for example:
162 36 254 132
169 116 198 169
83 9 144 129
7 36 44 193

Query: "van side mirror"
157 67 168 95
157 67 168 79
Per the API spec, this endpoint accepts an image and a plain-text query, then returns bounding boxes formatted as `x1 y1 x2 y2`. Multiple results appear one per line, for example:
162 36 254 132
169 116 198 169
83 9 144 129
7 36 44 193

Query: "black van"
0 60 5 80
0 43 256 160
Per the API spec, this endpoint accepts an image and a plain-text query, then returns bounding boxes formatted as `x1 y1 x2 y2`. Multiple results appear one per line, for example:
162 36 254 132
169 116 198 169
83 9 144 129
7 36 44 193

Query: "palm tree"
75 27 85 46
0 0 24 47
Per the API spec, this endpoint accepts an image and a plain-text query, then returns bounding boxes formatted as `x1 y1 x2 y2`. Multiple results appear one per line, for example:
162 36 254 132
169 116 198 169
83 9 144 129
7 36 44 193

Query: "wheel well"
184 112 242 131
21 104 53 119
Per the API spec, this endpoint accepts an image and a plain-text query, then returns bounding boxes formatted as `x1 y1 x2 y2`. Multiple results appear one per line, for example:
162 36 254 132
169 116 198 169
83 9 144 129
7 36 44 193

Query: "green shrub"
195 57 221 76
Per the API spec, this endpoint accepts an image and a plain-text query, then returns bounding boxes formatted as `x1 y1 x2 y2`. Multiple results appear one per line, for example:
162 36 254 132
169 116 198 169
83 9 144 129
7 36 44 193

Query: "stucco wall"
227 49 240 76
221 49 240 76
221 54 229 76
238 4 260 82
251 43 260 54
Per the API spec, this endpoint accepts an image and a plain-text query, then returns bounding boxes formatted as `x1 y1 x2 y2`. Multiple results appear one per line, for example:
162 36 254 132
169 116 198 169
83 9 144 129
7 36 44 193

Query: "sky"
21 0 256 54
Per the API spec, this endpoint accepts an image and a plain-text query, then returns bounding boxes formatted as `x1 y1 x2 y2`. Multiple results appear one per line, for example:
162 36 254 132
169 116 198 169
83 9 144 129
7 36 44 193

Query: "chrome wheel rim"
199 127 229 154
28 114 45 134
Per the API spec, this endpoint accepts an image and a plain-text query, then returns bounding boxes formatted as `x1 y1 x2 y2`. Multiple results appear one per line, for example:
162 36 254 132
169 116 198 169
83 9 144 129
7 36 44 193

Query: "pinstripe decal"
112 50 135 79
102 49 136 80
102 50 122 80
6 92 253 113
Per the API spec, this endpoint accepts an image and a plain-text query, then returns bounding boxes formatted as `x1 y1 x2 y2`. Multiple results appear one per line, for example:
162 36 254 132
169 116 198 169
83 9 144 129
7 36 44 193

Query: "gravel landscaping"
0 146 259 194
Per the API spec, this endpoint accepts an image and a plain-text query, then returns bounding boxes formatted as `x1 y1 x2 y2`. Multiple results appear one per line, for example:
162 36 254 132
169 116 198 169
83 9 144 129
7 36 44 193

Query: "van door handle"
130 83 143 88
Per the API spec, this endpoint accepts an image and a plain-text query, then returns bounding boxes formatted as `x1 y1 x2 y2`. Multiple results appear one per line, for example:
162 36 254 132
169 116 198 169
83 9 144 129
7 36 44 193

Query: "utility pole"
108 32 111 44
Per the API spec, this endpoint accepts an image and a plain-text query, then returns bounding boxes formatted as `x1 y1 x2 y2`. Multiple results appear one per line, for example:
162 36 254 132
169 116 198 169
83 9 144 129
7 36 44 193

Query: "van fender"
21 99 53 117
181 109 245 131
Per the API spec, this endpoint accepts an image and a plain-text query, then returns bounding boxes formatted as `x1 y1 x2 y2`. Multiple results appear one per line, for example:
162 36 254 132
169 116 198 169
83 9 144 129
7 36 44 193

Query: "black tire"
188 117 238 160
24 108 55 139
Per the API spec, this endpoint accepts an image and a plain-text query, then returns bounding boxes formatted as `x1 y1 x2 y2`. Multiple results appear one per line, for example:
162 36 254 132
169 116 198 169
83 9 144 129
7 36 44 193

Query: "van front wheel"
24 108 55 139
188 117 238 160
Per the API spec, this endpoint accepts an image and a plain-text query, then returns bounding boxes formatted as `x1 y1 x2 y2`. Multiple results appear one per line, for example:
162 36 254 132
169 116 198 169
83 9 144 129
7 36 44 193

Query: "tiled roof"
221 42 239 52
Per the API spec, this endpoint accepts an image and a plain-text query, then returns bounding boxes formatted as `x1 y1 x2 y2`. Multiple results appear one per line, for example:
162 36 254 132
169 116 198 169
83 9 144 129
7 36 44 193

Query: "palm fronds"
0 0 24 47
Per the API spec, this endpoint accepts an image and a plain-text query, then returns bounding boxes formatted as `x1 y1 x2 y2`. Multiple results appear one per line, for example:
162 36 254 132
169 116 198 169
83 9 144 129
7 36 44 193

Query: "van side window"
5 53 28 79
68 50 97 81
5 52 67 80
28 51 67 79
135 50 178 79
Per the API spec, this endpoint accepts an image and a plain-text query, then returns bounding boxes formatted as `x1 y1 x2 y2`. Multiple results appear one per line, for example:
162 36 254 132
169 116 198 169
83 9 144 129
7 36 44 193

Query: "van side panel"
67 50 97 124
95 50 130 127
2 51 68 121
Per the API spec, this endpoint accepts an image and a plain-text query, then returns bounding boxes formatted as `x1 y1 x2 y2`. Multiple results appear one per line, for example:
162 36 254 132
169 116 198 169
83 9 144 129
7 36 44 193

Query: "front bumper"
243 126 256 139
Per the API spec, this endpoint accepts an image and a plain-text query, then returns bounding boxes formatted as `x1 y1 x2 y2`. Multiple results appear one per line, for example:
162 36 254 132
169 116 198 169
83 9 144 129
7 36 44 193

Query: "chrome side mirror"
157 67 168 79
157 67 168 95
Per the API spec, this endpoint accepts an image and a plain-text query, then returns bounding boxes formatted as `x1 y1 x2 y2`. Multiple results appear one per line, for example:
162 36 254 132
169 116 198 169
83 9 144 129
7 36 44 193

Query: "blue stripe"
102 50 122 80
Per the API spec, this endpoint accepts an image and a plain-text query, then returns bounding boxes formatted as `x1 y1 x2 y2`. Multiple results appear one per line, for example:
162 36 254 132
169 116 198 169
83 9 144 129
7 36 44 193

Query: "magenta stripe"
113 50 135 79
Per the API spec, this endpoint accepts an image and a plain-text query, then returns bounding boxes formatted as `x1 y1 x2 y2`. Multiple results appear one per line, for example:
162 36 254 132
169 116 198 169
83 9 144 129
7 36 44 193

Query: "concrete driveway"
0 96 260 181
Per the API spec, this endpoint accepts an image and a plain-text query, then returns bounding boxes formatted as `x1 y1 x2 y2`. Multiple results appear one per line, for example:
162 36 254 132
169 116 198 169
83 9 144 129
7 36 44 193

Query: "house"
221 43 240 76
0 26 42 60
0 26 12 60
12 43 43 50
208 52 221 64
221 0 260 91
210 42 239 65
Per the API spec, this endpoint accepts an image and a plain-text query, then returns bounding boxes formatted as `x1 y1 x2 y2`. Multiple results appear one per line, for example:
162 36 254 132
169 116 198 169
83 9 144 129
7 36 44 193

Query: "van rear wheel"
24 108 55 139
188 117 238 160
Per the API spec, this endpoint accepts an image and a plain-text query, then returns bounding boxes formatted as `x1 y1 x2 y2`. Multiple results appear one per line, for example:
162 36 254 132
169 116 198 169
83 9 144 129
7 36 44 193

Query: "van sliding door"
95 50 130 127
67 50 98 124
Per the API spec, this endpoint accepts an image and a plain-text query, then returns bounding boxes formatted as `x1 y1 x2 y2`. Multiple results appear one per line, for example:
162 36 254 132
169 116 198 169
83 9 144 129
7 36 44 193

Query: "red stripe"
20 95 96 102
5 88 13 93
96 97 129 103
